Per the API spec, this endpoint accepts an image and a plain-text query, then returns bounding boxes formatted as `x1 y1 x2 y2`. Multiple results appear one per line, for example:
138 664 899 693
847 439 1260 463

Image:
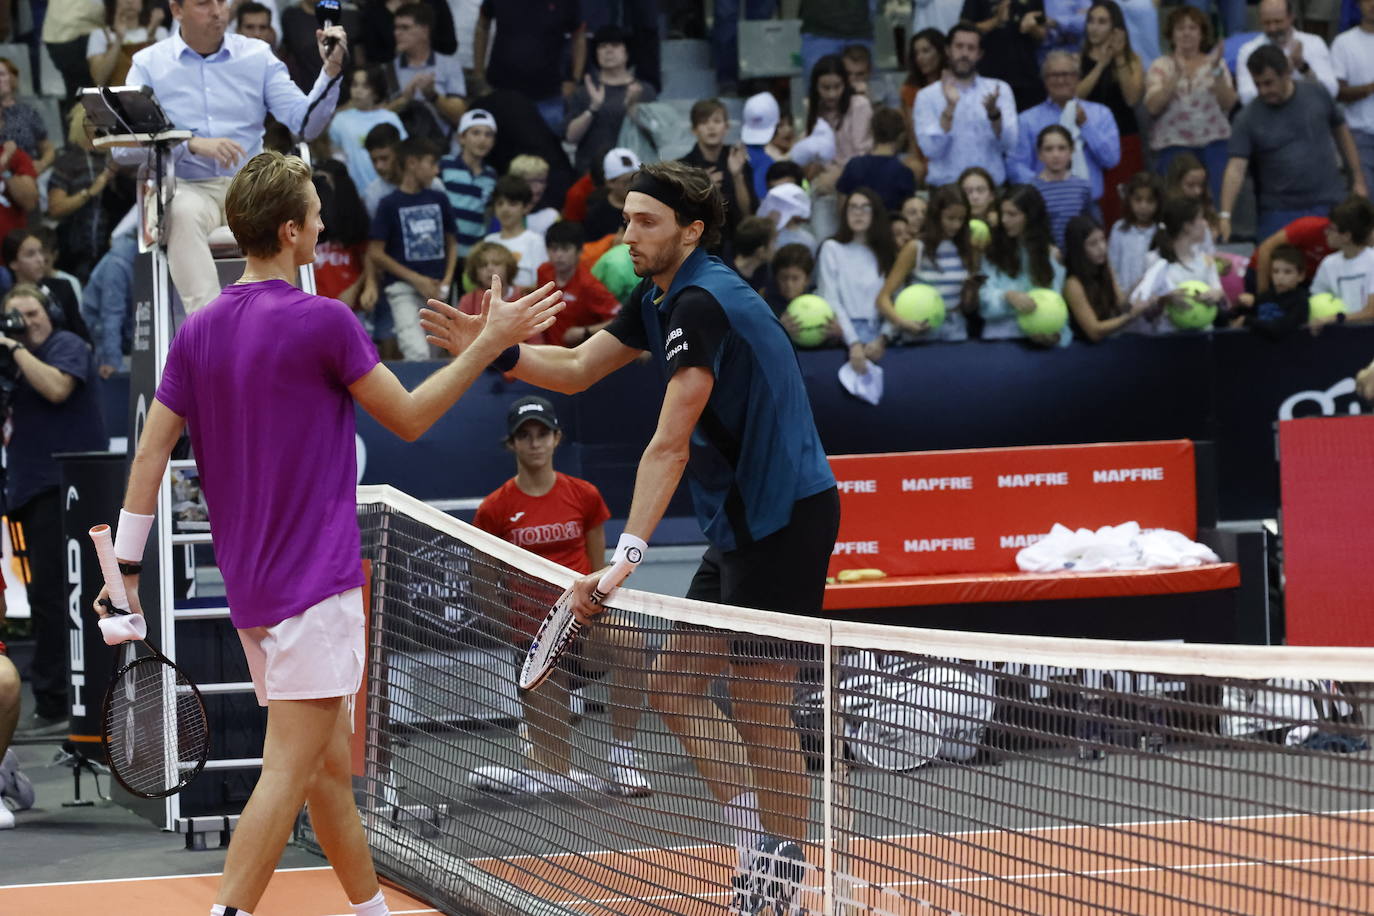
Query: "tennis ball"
968 218 991 247
785 294 835 348
1308 292 1347 322
1016 288 1069 337
893 284 946 329
1167 280 1218 330
591 244 639 301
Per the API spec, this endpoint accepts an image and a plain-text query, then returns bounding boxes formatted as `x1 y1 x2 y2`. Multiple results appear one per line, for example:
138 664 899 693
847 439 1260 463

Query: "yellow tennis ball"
785 294 835 347
1308 292 1347 322
893 284 946 329
968 218 991 247
1167 280 1218 330
1017 288 1069 337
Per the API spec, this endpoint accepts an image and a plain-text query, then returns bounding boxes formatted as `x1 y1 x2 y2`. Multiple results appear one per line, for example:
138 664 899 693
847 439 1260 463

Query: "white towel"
1059 99 1092 185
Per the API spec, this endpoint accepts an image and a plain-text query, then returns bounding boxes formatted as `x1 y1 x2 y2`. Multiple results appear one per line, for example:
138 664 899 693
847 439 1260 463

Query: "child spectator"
535 221 621 347
330 65 407 197
439 109 498 259
959 167 998 232
878 184 979 341
979 184 1066 344
1129 195 1223 333
732 216 775 294
1164 151 1217 253
836 107 917 214
891 213 911 249
817 187 896 374
1233 244 1311 339
1308 196 1374 324
484 175 548 290
365 137 457 360
742 91 781 202
312 161 370 314
456 241 522 326
360 122 404 218
1064 213 1150 340
585 148 641 241
900 194 928 236
767 242 819 319
843 43 899 109
507 155 560 237
1108 171 1162 299
1031 125 1094 250
758 182 817 255
680 98 756 246
1249 214 1334 297
765 160 806 190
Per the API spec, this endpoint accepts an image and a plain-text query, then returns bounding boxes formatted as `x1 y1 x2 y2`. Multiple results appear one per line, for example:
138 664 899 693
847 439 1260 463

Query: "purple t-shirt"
155 281 380 629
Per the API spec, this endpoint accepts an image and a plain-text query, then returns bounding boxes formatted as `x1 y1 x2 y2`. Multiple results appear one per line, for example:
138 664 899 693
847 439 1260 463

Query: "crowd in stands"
0 0 1370 376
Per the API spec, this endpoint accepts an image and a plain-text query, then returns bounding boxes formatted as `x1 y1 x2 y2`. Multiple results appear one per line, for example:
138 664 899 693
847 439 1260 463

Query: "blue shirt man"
914 24 1020 186
115 2 345 313
1009 52 1121 202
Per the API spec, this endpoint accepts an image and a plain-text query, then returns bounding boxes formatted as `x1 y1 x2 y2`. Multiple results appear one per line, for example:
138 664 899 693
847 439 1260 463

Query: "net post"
822 624 835 915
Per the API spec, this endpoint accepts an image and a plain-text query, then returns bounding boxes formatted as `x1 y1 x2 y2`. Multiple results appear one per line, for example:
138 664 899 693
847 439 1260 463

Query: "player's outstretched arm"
422 295 640 394
351 279 563 441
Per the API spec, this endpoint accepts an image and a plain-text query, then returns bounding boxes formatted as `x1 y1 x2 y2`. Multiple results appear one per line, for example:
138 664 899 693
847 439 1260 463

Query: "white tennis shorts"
238 588 365 707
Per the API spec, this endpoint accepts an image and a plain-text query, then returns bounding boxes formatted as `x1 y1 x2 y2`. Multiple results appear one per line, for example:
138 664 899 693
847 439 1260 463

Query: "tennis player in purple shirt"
92 151 562 916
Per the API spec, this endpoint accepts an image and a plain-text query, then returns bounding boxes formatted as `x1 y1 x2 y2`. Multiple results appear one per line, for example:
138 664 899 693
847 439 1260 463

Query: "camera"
0 309 24 337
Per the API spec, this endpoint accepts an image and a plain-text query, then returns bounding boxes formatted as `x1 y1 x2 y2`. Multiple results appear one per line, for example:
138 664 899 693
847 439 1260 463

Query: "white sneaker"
0 801 13 829
0 749 34 811
606 744 652 797
467 765 608 795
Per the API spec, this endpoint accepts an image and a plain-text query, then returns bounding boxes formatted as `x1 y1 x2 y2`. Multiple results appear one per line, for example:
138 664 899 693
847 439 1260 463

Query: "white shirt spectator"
448 0 482 69
1107 219 1154 303
816 239 887 346
1311 246 1374 314
86 24 169 57
484 228 548 289
1128 249 1221 334
914 74 1019 186
1331 25 1374 135
1235 32 1337 106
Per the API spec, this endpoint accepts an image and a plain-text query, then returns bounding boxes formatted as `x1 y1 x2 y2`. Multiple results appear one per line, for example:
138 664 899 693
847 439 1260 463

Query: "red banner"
828 441 1197 578
1279 416 1374 647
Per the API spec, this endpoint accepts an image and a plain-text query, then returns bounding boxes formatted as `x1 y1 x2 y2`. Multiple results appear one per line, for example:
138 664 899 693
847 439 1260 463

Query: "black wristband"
1337 311 1348 324
491 344 521 372
117 561 143 575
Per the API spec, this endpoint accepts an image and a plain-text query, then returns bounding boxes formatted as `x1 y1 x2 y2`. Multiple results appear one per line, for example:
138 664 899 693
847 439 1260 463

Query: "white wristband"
114 509 155 562
612 533 647 568
99 612 147 646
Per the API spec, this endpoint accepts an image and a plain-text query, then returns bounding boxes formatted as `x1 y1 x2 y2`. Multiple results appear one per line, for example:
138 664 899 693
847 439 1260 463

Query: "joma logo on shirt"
511 521 584 547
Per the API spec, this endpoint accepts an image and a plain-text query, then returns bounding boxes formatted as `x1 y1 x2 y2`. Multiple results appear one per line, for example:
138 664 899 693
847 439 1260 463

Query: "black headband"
628 172 713 229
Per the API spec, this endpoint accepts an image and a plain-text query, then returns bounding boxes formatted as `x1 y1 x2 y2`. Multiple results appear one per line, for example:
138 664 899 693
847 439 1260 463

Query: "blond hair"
507 155 550 180
225 151 313 258
464 241 518 289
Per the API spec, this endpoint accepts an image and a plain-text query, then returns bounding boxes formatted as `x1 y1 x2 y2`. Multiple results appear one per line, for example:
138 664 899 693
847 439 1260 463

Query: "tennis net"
305 485 1374 916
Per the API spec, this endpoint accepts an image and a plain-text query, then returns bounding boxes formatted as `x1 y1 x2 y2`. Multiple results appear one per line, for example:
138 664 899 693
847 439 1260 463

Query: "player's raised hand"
420 295 486 356
479 275 564 348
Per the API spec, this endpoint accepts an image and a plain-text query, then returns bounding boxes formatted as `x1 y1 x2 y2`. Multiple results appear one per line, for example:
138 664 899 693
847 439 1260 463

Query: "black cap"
506 396 559 438
591 24 631 49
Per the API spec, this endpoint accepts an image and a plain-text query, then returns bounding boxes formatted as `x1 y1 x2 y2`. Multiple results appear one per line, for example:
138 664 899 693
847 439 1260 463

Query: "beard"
632 246 679 278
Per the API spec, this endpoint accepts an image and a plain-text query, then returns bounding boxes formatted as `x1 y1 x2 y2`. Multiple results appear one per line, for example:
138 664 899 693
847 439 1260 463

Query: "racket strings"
104 658 209 796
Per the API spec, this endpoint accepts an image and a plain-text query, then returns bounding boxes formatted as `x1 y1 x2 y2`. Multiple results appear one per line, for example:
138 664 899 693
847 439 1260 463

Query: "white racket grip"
89 524 130 612
592 534 645 604
99 613 147 646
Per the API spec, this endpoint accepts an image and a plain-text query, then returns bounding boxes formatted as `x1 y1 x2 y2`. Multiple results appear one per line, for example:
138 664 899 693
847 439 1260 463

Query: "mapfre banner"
828 440 1197 577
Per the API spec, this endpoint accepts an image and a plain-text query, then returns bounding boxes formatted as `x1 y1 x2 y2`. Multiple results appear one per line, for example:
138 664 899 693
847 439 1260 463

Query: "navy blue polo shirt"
605 247 835 551
8 329 107 510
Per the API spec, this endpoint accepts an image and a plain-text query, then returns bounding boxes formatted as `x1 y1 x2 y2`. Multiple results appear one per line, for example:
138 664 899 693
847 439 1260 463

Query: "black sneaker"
729 836 806 915
15 712 68 739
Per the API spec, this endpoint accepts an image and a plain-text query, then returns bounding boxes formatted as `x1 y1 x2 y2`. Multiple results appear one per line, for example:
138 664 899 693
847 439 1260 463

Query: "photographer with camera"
1 284 106 737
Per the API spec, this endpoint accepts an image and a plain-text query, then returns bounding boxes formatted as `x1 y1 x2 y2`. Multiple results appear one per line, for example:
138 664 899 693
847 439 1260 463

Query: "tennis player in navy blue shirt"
421 159 839 916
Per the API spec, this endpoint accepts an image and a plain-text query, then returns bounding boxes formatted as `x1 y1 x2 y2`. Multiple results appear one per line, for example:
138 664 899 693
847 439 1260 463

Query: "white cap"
758 182 811 227
741 92 780 146
458 109 497 136
603 147 642 181
790 118 836 167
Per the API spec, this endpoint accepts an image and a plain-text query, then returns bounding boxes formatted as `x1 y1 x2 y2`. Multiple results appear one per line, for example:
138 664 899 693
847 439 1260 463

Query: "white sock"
724 791 764 870
210 906 252 916
352 889 389 916
610 737 634 757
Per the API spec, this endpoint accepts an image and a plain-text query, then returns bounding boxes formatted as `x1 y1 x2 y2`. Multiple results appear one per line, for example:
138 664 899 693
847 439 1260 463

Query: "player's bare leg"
216 696 353 910
522 679 576 776
728 662 808 836
303 701 381 906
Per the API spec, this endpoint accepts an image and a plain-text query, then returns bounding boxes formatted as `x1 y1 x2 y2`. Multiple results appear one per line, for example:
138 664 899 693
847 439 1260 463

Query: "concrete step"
661 66 718 101
662 38 713 71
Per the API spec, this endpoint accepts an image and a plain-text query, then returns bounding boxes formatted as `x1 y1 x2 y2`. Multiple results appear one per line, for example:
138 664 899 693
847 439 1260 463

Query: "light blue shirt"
914 75 1019 186
115 32 341 180
978 247 1068 343
1010 98 1121 201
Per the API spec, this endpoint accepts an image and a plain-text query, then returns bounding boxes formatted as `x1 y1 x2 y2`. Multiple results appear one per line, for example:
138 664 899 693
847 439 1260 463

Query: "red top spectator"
1252 215 1333 295
0 146 38 243
537 220 621 346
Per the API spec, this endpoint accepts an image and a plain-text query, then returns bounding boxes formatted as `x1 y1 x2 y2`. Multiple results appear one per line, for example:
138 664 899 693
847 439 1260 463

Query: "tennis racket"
89 524 210 799
518 550 640 691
